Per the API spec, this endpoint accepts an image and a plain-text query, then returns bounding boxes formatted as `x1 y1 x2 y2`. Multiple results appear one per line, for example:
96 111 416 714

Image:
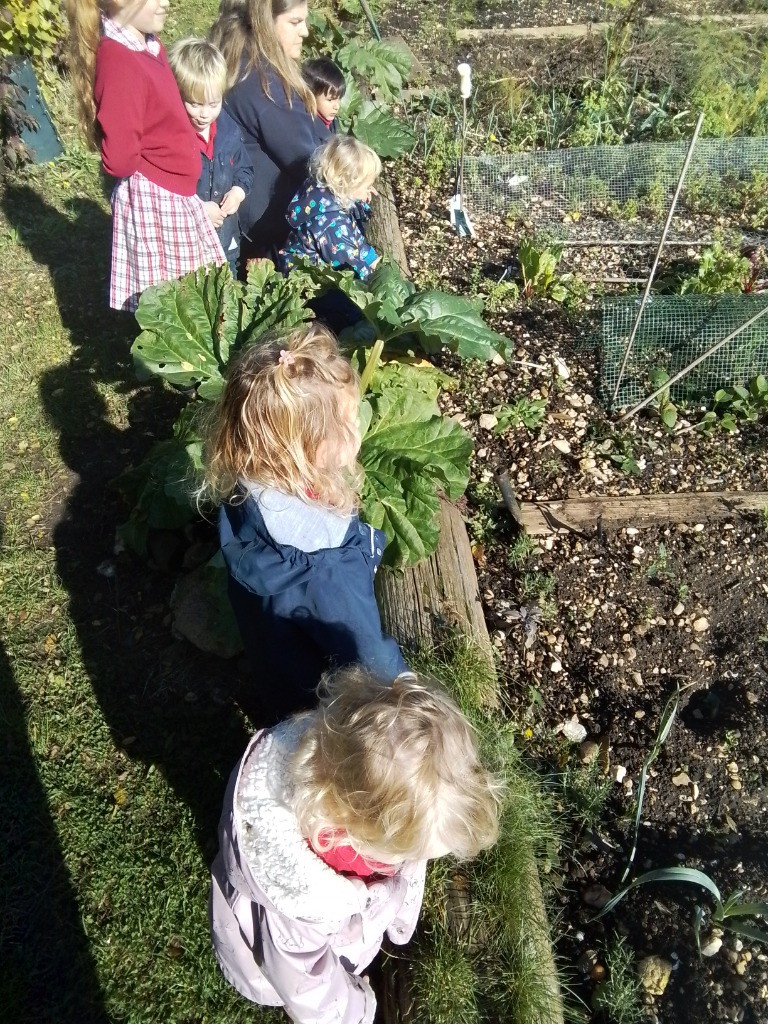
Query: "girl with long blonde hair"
63 0 225 311
203 322 407 721
210 665 503 1022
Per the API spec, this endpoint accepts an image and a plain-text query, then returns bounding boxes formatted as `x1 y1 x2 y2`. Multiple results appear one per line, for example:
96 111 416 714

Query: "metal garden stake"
450 62 475 237
611 112 705 407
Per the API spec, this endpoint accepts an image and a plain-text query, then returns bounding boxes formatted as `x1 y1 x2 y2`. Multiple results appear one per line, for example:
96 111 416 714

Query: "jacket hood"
234 721 372 923
219 493 381 598
288 180 347 229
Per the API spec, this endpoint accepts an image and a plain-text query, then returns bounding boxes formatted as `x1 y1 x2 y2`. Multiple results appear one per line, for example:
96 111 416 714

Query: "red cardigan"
94 37 201 197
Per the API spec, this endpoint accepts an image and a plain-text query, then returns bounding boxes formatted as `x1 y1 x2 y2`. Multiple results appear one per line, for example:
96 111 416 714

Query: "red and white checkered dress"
110 172 225 311
100 19 225 312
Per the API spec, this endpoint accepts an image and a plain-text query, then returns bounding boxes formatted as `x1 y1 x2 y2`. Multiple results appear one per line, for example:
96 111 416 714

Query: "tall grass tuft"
409 634 567 1024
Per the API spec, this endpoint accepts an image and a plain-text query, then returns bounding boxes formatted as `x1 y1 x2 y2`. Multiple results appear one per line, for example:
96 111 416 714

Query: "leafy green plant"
596 867 768 952
0 0 64 63
592 936 643 1024
483 278 520 315
338 77 414 159
697 373 768 434
678 238 752 295
646 542 671 582
516 238 582 304
508 533 538 569
648 367 678 429
493 397 547 433
127 259 509 569
336 37 410 104
595 435 642 477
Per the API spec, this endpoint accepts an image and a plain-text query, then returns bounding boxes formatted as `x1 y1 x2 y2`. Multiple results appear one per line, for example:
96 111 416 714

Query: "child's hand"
219 186 246 217
204 201 225 228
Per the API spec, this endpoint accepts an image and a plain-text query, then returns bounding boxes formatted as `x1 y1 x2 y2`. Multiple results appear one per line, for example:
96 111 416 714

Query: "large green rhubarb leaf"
132 261 315 393
360 384 472 567
351 103 415 159
132 263 239 389
399 290 511 360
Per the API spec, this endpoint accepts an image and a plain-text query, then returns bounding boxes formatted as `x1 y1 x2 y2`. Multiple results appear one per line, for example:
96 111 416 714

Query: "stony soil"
387 116 768 1024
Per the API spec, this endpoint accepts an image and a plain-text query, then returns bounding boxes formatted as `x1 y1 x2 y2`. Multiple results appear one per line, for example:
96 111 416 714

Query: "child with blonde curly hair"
202 322 407 722
210 665 503 1024
278 134 382 280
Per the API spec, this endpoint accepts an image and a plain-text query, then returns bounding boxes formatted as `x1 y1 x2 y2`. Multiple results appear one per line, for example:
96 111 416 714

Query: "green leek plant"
596 867 768 953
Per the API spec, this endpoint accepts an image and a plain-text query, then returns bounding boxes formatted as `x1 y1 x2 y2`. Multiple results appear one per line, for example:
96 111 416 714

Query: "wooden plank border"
520 490 768 535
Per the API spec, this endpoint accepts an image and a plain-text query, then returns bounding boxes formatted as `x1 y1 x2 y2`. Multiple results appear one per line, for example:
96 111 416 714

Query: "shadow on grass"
1 180 251 945
0 518 110 1024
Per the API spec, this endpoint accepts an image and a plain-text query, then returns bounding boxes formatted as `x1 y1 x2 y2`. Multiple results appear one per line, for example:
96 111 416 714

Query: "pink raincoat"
209 720 426 1024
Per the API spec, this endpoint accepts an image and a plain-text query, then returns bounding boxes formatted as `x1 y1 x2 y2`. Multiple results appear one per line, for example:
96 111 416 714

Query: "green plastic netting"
601 293 768 408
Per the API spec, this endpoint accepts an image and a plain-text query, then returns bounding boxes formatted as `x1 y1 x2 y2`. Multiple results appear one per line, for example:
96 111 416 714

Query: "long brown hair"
63 0 105 146
209 0 316 113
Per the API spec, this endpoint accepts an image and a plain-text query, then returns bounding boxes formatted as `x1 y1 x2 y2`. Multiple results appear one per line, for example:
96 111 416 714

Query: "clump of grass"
559 753 613 834
410 932 480 1024
592 935 644 1024
409 634 567 1024
508 533 538 569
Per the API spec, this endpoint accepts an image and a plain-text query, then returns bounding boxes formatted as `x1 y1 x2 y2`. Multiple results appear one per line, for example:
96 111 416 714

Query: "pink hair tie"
278 349 295 367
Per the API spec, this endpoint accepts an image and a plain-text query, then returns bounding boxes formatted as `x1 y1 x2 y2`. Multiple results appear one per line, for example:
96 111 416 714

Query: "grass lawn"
0 3 281 1021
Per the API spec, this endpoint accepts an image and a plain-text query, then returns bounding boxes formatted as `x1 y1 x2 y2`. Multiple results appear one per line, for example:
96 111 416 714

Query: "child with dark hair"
302 56 345 138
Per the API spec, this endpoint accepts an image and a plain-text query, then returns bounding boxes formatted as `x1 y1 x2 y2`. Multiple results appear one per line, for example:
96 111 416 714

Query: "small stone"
626 527 639 537
478 413 498 430
559 716 587 743
693 617 710 632
672 772 691 787
582 884 612 909
553 438 571 454
550 659 563 673
701 934 723 957
579 740 600 764
730 778 743 791
637 955 672 996
614 765 627 784
673 603 685 616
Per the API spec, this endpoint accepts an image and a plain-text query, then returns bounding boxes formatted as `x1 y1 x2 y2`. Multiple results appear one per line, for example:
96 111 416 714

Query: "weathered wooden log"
369 170 564 1024
368 176 409 276
520 490 768 535
375 499 496 696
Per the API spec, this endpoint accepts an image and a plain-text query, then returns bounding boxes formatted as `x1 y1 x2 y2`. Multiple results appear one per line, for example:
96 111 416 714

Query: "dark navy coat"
224 63 327 259
196 108 253 264
278 180 379 279
219 493 408 722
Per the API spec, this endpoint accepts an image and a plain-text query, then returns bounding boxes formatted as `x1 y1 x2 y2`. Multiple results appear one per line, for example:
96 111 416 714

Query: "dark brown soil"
388 121 768 1024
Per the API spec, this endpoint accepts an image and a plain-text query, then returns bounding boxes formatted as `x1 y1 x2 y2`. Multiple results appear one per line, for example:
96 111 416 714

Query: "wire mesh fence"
464 138 768 240
601 293 768 407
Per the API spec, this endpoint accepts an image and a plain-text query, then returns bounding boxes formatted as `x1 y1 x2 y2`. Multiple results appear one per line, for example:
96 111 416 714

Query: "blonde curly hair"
290 666 504 863
310 135 382 208
201 322 362 514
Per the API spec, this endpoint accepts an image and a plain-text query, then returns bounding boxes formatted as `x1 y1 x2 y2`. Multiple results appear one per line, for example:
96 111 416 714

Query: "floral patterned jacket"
277 179 380 279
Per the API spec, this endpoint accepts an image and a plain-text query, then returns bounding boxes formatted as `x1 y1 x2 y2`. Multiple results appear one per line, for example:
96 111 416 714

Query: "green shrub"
0 0 64 64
